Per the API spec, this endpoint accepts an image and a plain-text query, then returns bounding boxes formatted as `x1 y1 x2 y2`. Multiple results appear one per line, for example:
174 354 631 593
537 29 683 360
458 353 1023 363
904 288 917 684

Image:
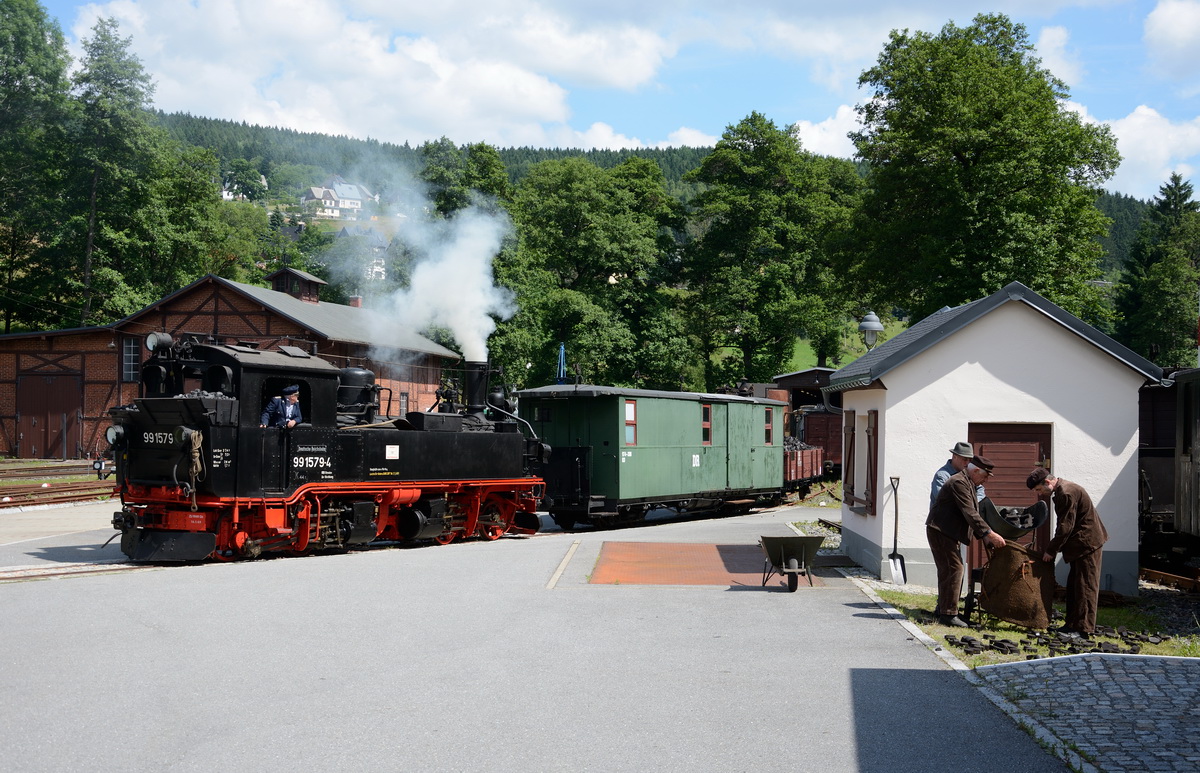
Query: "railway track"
0 480 116 508
0 561 148 583
0 460 113 508
0 461 96 480
1139 567 1200 593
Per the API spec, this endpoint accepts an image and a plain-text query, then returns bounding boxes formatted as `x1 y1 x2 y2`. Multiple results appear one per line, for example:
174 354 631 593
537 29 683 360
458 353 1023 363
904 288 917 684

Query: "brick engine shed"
0 270 461 459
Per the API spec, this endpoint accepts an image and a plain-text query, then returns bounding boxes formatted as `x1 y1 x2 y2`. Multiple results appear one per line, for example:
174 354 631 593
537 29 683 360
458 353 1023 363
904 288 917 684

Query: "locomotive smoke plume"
378 205 515 361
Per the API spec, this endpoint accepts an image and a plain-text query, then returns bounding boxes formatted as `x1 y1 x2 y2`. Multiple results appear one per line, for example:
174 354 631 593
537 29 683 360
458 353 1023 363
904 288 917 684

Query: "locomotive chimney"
464 361 489 417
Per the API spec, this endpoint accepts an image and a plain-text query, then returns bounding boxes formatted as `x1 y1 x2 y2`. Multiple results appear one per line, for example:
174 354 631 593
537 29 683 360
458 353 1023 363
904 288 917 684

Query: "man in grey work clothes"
930 441 985 508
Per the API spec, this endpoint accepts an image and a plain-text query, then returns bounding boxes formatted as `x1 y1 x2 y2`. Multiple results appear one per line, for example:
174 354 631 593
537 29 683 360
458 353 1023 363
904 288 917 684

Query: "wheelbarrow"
759 535 825 592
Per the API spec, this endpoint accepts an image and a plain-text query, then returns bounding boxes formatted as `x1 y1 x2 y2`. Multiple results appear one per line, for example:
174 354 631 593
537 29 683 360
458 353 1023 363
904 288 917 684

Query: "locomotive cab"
109 336 343 501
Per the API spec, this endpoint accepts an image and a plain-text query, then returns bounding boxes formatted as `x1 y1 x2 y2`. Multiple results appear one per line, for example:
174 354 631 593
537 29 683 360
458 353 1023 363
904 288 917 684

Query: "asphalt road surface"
0 503 1067 773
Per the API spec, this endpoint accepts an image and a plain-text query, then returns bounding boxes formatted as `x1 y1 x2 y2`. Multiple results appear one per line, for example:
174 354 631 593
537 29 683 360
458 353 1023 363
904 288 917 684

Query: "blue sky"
35 0 1200 200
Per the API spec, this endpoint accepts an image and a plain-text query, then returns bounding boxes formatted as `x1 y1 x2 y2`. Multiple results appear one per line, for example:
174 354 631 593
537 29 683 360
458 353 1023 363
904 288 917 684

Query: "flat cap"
970 454 994 472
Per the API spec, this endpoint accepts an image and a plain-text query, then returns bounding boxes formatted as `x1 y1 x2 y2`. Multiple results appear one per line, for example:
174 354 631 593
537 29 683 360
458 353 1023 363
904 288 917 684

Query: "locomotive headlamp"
173 425 198 448
105 425 125 446
145 332 173 353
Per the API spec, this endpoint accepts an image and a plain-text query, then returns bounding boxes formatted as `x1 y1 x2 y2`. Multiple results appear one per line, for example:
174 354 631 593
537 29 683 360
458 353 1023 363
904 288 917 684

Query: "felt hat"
950 441 974 458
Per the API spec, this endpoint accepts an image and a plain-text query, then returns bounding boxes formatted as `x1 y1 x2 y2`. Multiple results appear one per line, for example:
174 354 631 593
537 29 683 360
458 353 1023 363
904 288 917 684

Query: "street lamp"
859 311 884 351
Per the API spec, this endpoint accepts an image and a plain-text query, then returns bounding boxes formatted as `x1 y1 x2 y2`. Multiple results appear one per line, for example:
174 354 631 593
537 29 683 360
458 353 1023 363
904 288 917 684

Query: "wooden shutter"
865 410 878 516
842 410 856 502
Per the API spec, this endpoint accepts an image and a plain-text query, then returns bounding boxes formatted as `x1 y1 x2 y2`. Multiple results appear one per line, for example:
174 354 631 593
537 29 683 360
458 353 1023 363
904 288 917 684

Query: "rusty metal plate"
589 541 825 588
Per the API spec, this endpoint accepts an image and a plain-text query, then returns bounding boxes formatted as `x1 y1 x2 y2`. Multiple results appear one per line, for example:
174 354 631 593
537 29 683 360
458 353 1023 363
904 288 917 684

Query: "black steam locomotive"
105 333 546 561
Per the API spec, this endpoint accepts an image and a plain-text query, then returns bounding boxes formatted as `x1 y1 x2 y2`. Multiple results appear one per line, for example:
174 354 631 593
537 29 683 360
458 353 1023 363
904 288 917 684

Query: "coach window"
624 399 637 445
764 407 774 445
701 403 712 445
121 337 141 382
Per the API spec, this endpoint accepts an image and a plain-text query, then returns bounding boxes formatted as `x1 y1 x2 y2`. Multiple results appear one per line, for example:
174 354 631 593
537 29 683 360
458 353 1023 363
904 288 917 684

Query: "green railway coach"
515 384 786 529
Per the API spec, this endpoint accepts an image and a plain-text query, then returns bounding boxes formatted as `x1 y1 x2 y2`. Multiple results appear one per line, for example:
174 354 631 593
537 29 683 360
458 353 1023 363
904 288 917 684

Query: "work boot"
938 615 969 628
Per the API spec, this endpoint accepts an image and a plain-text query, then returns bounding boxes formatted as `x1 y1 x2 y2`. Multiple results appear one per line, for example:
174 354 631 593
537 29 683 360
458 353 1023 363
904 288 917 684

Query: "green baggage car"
515 384 785 529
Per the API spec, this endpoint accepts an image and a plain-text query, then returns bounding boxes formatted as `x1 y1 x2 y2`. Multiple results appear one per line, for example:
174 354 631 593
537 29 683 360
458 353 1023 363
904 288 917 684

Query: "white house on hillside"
302 177 377 219
825 282 1163 597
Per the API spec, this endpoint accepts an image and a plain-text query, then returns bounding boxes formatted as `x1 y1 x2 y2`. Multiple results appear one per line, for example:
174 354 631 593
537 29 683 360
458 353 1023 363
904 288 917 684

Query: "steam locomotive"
104 333 547 561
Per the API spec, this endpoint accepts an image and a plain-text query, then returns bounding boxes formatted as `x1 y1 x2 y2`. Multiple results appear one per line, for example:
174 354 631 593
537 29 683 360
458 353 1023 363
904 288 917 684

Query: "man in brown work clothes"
926 455 1006 627
1027 468 1108 635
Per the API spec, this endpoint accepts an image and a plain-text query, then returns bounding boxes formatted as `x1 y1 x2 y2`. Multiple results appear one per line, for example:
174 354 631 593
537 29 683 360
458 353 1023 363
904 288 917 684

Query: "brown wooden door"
16 374 82 459
967 424 1053 567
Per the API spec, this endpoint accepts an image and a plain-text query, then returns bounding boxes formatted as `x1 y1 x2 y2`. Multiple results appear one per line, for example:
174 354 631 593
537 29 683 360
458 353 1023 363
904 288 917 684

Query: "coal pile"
944 618 1173 660
997 506 1038 531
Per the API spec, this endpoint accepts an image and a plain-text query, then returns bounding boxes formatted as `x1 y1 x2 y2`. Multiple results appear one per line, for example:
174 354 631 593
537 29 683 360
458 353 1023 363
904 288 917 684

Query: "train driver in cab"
260 384 303 428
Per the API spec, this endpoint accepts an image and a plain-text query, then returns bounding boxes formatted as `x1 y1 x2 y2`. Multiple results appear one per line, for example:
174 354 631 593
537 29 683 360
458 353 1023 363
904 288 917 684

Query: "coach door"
725 403 754 489
16 374 82 459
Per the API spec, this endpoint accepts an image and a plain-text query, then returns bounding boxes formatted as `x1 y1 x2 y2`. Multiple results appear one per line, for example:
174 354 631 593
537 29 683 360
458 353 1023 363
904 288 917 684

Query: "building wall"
840 303 1147 596
0 332 132 458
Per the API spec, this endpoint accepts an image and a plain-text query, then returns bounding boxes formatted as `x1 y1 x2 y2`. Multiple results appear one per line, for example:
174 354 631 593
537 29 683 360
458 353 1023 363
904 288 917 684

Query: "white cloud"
664 127 719 147
1036 26 1083 87
1144 0 1200 79
757 15 903 93
1105 105 1200 198
793 105 860 158
50 0 1200 197
73 0 574 147
340 1 674 90
492 14 673 89
549 122 645 150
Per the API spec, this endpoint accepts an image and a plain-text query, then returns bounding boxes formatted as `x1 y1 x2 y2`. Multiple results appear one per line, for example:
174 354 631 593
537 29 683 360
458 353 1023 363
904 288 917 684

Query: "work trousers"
1064 548 1103 634
926 526 964 617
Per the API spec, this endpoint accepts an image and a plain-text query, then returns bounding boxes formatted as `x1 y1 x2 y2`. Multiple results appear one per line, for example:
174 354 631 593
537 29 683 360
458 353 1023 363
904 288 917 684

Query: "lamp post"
858 311 884 351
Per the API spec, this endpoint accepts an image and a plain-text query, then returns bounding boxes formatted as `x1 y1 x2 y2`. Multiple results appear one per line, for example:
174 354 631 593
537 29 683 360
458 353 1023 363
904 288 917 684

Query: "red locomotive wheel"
479 524 505 541
433 531 457 545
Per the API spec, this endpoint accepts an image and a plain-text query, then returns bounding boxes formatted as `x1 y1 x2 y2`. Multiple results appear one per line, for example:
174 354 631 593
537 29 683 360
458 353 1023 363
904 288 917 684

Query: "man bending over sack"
926 455 1006 627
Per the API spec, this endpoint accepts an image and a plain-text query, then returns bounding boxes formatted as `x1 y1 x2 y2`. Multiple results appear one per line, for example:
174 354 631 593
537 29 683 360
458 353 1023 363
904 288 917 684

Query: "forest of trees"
3 3 1197 391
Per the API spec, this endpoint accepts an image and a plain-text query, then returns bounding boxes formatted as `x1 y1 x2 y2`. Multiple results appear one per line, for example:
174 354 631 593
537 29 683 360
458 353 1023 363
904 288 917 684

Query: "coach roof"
515 384 786 405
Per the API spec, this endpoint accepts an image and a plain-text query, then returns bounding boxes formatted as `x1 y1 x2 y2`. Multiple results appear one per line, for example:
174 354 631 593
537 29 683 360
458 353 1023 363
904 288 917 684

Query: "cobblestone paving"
975 655 1200 773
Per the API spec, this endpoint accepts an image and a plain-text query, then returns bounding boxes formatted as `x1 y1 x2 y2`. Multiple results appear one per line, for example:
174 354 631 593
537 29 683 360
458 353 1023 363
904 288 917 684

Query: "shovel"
888 476 906 585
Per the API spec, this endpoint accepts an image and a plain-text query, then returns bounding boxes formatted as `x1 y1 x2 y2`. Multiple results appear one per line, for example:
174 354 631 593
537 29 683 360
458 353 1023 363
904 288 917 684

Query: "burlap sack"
979 541 1056 629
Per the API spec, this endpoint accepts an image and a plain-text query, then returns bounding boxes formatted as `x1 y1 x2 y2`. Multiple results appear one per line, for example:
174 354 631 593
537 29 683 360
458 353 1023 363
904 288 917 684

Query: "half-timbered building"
0 269 459 459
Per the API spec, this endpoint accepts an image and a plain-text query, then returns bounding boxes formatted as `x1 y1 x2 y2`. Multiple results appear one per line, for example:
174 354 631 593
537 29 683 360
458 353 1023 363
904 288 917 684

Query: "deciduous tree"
685 112 861 385
493 156 697 388
0 0 70 332
224 157 267 201
848 13 1120 323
